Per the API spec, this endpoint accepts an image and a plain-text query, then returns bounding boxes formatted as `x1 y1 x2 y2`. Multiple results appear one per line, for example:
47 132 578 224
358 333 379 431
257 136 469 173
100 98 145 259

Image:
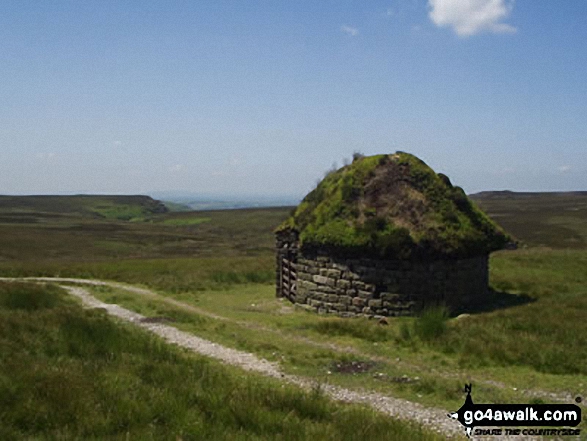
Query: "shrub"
413 306 449 341
0 282 62 311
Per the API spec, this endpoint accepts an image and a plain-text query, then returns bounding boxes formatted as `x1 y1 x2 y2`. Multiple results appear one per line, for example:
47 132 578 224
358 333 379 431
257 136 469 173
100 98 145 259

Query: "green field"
0 193 586 438
0 281 440 441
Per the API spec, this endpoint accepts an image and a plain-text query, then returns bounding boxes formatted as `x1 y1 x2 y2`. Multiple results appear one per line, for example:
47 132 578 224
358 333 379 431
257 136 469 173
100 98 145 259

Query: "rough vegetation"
0 281 443 441
280 152 510 258
0 195 168 221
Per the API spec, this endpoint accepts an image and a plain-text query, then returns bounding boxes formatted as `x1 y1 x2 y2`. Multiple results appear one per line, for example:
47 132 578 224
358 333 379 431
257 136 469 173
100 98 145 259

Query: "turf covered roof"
278 152 510 259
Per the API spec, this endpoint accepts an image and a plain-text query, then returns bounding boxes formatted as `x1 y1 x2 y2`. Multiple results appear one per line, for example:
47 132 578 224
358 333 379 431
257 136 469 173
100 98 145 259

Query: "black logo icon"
448 384 582 439
448 383 476 438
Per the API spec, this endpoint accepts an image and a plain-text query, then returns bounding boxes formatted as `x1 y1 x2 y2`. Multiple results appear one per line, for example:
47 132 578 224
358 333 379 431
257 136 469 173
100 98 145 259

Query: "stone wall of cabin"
290 253 489 317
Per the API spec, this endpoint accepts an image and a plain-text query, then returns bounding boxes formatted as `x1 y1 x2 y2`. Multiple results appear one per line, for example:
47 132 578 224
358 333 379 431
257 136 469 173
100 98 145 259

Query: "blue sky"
1 0 586 197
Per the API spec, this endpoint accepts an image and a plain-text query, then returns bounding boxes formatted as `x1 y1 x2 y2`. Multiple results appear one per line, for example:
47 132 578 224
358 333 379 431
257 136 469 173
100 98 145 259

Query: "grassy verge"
0 256 274 293
0 281 444 441
80 249 587 418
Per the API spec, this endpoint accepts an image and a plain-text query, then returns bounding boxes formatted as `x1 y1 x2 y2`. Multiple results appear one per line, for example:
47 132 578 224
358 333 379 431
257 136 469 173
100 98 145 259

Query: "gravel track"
9 277 574 404
2 277 562 440
62 284 465 438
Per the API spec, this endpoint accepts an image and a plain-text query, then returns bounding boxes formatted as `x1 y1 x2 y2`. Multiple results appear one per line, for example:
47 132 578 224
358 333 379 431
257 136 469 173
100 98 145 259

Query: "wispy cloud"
557 165 572 173
341 25 359 37
428 0 516 37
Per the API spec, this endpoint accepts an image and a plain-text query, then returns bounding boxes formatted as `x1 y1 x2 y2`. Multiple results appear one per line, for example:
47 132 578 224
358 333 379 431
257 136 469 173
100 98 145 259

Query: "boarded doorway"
279 250 297 302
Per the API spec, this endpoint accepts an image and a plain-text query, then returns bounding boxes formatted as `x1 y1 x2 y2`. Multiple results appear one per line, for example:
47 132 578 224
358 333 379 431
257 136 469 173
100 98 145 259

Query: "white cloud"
557 165 572 173
113 140 122 146
341 25 359 37
428 0 516 37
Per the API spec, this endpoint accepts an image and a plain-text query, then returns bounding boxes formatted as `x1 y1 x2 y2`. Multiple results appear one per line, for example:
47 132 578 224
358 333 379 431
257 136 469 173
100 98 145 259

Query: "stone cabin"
275 152 509 318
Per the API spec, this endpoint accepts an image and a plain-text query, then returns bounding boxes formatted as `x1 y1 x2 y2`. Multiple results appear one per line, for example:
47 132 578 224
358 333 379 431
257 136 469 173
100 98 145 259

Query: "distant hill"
0 195 168 221
469 191 587 249
470 190 587 200
157 195 300 211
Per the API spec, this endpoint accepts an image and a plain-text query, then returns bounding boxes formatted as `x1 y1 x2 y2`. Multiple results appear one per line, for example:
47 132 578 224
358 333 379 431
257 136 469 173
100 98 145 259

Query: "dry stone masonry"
275 152 509 317
276 232 489 318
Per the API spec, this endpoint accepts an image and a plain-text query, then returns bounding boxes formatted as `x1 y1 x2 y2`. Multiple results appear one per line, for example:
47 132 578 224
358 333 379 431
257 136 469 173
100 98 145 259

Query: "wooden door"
281 253 297 301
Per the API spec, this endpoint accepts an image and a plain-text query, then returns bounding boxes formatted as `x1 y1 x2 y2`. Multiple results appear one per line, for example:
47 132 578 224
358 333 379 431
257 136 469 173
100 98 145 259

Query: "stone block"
326 269 341 279
312 275 329 285
297 272 313 281
324 277 337 287
337 279 351 289
368 299 383 309
347 271 361 280
352 297 365 307
352 281 365 290
357 290 373 299
361 306 373 315
299 280 317 291
339 295 352 305
295 293 308 303
380 292 400 302
363 283 376 293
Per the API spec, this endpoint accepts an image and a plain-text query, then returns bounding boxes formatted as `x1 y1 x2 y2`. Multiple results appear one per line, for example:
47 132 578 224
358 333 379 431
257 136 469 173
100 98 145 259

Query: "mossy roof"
278 152 510 259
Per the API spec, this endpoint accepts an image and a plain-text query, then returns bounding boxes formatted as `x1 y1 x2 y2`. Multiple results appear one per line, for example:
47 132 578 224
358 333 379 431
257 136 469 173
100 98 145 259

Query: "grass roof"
279 152 510 259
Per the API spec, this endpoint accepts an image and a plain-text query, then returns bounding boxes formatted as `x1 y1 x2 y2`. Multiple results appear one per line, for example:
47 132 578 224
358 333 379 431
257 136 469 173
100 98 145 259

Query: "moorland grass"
1 195 586 421
429 249 587 375
0 256 274 293
0 281 443 441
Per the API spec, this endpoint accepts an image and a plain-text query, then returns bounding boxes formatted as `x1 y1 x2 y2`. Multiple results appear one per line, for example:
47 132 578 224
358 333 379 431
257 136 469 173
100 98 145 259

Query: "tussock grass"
412 306 450 342
0 281 62 310
430 250 587 375
0 281 442 440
